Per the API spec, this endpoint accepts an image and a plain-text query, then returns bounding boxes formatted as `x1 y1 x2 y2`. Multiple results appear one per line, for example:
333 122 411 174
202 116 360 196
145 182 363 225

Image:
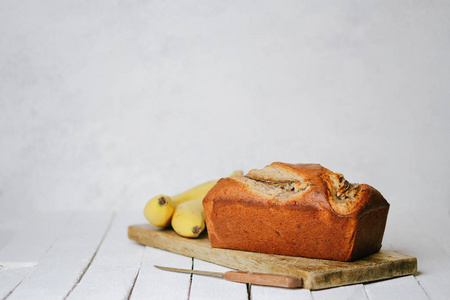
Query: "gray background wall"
1 1 449 225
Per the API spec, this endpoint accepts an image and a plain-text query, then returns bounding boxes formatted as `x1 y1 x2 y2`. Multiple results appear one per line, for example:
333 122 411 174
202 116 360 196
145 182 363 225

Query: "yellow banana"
170 179 219 206
143 180 217 227
144 171 242 228
171 198 205 238
144 195 175 227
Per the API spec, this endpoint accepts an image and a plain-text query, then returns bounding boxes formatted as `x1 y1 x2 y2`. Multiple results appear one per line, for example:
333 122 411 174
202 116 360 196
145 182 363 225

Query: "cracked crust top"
226 162 386 216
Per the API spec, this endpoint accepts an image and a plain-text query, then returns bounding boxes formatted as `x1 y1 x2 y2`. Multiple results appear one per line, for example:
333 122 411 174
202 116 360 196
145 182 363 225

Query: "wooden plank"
364 275 428 300
129 246 193 299
250 284 313 300
376 206 449 300
0 263 36 299
0 211 72 262
128 224 417 290
251 272 369 300
189 259 249 300
67 211 145 300
0 212 72 299
311 284 368 300
7 211 113 299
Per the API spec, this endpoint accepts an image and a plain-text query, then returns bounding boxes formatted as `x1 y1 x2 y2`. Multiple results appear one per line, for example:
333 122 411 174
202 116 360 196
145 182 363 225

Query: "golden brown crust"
203 162 389 261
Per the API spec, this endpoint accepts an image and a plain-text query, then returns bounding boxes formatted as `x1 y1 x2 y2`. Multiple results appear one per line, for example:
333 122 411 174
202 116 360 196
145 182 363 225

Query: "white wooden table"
1 206 449 300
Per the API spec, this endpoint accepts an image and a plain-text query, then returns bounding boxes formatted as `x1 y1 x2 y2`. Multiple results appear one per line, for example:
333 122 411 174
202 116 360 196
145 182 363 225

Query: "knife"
154 265 302 288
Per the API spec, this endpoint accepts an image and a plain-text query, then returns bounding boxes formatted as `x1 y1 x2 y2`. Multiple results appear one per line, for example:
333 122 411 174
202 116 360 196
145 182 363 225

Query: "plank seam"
364 237 429 300
187 257 194 300
36 212 77 263
3 212 76 299
64 212 116 299
3 279 26 300
362 283 370 300
127 246 145 300
385 233 431 299
414 277 431 300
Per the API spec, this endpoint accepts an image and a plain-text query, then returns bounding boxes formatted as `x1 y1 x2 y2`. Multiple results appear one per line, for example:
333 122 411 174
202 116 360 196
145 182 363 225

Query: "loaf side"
203 162 389 261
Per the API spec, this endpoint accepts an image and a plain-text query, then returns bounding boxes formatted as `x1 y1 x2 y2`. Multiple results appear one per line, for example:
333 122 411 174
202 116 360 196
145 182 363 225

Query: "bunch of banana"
144 170 243 238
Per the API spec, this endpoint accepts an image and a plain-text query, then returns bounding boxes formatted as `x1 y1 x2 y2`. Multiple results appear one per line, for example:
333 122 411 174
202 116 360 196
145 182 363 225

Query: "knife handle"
224 271 302 288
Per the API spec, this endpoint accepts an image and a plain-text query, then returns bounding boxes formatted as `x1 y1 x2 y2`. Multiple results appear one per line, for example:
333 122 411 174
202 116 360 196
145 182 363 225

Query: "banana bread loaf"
203 162 389 261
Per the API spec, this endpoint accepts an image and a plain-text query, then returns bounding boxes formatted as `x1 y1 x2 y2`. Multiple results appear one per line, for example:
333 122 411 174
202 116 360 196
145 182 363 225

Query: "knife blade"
154 265 302 288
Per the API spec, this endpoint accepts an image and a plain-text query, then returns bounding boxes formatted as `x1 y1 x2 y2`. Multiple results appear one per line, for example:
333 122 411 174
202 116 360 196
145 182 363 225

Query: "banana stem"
192 225 202 236
158 196 169 206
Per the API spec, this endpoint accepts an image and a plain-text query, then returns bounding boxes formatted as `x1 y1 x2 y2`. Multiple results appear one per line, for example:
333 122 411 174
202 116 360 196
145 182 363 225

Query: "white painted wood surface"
189 259 248 300
5 212 113 300
67 212 144 300
0 212 73 299
129 244 193 299
0 207 448 299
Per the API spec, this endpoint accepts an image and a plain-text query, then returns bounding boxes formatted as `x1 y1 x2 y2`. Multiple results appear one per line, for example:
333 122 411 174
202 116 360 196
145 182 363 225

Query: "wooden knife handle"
224 271 302 288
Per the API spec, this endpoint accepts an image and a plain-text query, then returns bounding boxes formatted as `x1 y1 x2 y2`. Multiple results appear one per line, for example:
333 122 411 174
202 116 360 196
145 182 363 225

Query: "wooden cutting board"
128 224 417 290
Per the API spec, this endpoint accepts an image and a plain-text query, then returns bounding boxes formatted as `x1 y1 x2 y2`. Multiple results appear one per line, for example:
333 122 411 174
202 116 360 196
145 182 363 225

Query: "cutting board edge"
127 224 417 290
307 254 417 289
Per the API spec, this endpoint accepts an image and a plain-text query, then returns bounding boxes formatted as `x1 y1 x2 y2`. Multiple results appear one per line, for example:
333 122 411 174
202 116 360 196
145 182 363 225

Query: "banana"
170 179 219 206
171 198 205 238
144 195 175 227
144 171 243 228
143 179 218 227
